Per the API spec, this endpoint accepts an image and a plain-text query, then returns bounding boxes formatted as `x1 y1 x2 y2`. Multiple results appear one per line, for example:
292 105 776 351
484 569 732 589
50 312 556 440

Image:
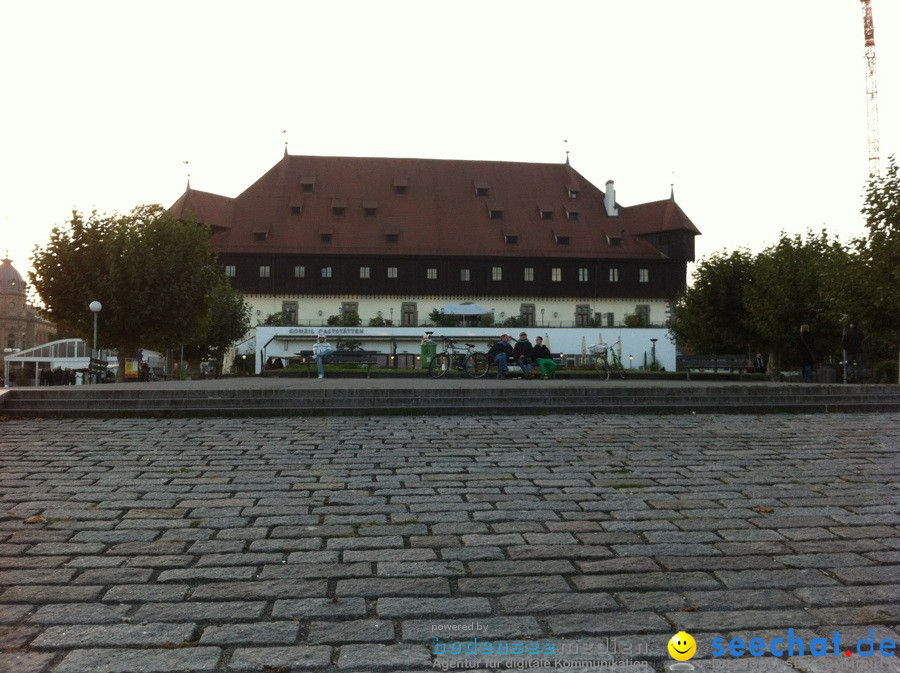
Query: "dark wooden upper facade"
170 154 700 299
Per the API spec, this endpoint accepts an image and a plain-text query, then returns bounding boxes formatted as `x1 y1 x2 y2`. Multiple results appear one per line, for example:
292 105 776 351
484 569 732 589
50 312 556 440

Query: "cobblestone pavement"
0 413 897 673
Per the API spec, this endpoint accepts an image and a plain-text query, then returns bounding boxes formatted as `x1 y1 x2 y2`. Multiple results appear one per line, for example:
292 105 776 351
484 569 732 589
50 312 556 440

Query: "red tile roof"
170 155 700 259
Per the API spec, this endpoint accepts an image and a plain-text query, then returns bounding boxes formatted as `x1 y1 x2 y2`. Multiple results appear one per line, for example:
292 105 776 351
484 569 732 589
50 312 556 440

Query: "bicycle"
428 338 490 379
589 339 627 381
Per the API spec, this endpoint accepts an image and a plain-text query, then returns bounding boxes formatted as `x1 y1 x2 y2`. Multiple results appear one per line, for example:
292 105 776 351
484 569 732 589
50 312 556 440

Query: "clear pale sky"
2 1 897 284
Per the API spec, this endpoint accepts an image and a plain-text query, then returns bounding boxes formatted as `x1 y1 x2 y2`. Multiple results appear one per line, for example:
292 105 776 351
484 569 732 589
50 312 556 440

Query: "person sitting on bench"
312 333 335 379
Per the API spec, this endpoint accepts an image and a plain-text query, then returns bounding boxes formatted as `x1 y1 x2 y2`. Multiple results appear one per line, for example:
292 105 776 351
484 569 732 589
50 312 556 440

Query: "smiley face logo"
668 631 696 661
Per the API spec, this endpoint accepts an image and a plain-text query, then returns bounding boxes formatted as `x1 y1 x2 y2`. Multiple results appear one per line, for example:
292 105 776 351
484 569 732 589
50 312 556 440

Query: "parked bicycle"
589 339 627 381
429 338 490 379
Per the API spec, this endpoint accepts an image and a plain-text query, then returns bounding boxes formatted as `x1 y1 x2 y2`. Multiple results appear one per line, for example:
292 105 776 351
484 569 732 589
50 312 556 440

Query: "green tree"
183 273 251 377
30 205 240 378
668 249 756 353
327 311 362 327
744 230 851 368
837 155 900 362
259 311 294 327
427 309 460 328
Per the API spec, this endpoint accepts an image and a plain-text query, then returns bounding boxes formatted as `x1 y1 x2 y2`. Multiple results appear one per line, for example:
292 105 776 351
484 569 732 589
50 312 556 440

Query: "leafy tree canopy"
670 156 899 369
30 204 249 374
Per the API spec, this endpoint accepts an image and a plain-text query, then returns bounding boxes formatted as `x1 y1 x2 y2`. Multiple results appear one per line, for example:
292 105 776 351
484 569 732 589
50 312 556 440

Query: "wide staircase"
1 383 898 417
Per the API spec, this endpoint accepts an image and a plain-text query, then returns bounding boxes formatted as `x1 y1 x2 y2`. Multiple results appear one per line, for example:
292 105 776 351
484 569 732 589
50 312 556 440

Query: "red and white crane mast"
860 0 881 176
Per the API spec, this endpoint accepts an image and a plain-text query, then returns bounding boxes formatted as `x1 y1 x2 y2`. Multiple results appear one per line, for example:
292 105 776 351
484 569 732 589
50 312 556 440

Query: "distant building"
0 256 55 354
169 154 700 328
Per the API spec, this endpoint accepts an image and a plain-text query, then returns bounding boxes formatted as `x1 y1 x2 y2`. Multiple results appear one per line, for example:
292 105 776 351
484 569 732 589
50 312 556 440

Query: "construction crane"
860 0 881 176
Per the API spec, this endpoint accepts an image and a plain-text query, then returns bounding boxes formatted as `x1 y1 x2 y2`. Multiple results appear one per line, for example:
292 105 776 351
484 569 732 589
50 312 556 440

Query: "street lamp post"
650 338 658 369
89 301 102 355
89 301 102 384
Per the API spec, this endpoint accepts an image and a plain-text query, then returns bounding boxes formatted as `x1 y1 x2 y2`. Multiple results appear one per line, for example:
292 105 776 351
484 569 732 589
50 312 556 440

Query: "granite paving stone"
53 647 223 673
0 412 895 673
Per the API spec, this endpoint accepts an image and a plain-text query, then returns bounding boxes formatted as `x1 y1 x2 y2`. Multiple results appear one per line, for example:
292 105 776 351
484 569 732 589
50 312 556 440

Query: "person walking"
842 320 864 382
797 324 816 383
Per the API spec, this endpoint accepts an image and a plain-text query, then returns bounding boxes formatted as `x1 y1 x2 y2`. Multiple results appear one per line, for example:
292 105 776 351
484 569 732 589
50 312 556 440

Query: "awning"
441 303 491 315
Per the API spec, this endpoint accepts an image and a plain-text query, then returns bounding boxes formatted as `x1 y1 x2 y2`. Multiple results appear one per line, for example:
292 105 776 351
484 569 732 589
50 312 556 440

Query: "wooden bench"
679 355 752 381
294 350 379 378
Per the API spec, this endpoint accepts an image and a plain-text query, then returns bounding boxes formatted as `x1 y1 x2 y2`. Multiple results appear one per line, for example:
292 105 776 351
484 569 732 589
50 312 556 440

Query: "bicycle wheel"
465 353 490 379
595 358 611 381
429 353 450 379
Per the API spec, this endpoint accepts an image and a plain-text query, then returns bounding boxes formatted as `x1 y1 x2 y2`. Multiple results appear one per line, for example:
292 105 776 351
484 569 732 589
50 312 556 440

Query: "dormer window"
300 175 316 193
504 235 518 245
254 232 267 242
331 198 347 216
566 209 579 222
488 209 503 220
474 180 490 197
386 233 399 243
290 196 303 216
567 187 580 199
555 235 570 246
363 200 378 218
320 233 332 243
393 177 409 195
539 208 553 220
607 234 624 247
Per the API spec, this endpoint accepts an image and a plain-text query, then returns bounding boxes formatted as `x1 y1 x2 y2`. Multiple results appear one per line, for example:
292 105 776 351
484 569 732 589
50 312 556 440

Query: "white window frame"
551 268 562 282
491 266 502 281
609 268 619 282
259 265 271 278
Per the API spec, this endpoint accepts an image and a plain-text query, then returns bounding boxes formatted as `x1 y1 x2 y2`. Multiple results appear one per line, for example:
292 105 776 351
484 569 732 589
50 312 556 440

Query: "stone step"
1 383 897 417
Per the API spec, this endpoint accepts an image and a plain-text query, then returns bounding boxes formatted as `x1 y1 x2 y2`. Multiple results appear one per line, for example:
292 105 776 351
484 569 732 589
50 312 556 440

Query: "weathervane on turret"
183 160 190 190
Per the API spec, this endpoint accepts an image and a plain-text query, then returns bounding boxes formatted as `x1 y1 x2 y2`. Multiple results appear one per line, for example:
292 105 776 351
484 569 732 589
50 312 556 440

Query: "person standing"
842 320 864 382
797 324 816 383
512 332 535 379
532 336 557 379
312 332 335 380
